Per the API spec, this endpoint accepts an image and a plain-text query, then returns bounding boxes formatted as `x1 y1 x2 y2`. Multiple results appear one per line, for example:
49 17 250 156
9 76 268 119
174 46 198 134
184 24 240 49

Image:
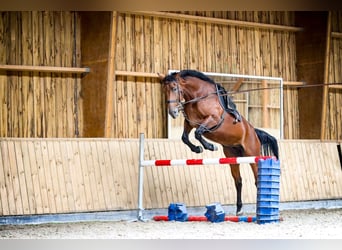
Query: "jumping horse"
158 69 279 215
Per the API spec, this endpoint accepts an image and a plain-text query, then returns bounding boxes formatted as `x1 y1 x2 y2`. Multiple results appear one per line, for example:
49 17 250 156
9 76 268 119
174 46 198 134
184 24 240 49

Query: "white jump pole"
137 133 145 221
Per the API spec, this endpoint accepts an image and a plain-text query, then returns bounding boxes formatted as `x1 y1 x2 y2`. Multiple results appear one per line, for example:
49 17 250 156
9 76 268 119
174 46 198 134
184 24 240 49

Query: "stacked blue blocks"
257 158 281 224
204 202 225 223
168 203 188 221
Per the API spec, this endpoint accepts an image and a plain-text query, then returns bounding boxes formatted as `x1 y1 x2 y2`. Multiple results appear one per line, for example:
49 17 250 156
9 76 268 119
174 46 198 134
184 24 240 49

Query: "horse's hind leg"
230 164 243 215
181 120 203 153
224 145 244 215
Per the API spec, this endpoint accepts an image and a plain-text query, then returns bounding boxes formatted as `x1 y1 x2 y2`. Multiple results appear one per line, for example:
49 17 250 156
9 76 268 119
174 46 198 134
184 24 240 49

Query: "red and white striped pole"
141 156 273 167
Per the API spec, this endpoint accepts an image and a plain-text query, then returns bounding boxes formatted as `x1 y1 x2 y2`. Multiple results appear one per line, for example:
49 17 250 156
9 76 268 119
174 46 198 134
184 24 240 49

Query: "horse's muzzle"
169 108 179 119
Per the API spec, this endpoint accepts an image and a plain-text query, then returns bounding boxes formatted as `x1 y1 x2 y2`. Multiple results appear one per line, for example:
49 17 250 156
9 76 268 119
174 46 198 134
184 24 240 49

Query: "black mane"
179 70 217 85
161 72 178 84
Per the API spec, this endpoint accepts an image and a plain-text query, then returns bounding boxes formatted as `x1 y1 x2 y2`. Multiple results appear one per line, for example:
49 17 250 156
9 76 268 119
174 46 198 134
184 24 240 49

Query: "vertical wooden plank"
170 19 181 70
144 17 155 138
148 140 164 208
205 18 214 72
26 140 43 213
188 21 198 69
52 140 69 212
159 141 176 207
4 140 21 214
46 140 63 213
9 12 20 137
64 140 84 211
59 12 67 136
40 140 57 213
135 15 146 137
65 12 75 137
58 139 76 212
152 16 162 72
32 12 43 137
13 140 30 214
89 140 106 210
33 140 50 213
123 140 140 209
20 12 31 137
77 140 94 211
74 12 82 137
214 19 223 73
95 140 113 209
66 141 85 212
180 18 189 69
81 140 101 211
0 141 10 215
43 11 55 137
109 140 131 209
142 140 156 208
19 140 35 214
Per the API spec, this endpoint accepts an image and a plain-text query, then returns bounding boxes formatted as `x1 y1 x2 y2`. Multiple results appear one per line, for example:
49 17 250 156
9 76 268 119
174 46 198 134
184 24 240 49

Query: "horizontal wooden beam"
332 32 342 39
0 65 90 74
123 11 303 32
329 84 342 89
283 81 305 86
115 70 159 78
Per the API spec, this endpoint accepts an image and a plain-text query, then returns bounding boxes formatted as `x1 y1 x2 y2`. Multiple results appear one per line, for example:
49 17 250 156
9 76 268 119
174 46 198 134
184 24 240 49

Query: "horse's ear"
157 73 165 81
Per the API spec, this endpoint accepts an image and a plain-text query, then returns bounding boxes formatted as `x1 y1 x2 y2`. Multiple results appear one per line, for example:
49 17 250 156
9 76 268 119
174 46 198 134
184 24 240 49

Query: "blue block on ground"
168 203 188 222
204 202 225 223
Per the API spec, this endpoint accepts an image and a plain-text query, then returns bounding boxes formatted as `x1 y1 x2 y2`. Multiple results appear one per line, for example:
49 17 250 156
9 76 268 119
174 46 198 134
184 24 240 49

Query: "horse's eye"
172 87 178 92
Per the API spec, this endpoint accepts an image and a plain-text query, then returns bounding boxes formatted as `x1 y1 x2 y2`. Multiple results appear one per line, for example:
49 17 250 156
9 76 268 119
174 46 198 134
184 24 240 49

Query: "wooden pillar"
104 11 117 138
320 11 332 140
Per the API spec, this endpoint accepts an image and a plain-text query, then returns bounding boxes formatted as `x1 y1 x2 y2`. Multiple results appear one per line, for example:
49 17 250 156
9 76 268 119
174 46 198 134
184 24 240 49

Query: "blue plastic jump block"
257 158 280 175
204 202 225 223
168 203 188 222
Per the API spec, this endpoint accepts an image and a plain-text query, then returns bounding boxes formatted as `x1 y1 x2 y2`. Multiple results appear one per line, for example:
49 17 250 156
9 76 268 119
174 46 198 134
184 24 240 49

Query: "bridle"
166 80 185 113
166 79 217 107
165 79 225 132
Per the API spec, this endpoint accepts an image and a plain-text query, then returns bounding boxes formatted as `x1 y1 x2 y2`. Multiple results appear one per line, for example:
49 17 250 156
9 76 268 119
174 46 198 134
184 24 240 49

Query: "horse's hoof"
195 146 203 153
236 209 244 216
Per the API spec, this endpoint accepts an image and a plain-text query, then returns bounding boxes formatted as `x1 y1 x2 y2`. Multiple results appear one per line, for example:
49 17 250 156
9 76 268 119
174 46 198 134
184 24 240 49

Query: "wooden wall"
0 138 341 216
0 11 340 140
0 12 82 138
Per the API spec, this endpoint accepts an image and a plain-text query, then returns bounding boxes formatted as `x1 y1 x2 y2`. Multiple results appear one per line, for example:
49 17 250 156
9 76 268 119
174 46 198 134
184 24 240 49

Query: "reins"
179 82 342 102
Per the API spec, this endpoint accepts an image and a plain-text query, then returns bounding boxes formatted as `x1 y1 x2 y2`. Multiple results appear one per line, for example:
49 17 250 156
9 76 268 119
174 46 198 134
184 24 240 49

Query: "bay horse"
158 69 279 215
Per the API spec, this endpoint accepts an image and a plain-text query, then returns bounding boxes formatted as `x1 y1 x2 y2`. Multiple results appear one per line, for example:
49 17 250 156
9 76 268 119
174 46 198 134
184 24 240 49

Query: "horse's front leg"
194 125 218 151
181 119 203 153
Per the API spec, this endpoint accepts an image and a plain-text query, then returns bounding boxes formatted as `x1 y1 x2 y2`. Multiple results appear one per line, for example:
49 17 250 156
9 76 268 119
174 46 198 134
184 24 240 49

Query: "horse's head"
158 72 183 119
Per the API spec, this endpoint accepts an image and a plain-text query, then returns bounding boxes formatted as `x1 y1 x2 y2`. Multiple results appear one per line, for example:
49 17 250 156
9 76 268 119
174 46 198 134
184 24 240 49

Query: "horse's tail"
255 128 279 160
